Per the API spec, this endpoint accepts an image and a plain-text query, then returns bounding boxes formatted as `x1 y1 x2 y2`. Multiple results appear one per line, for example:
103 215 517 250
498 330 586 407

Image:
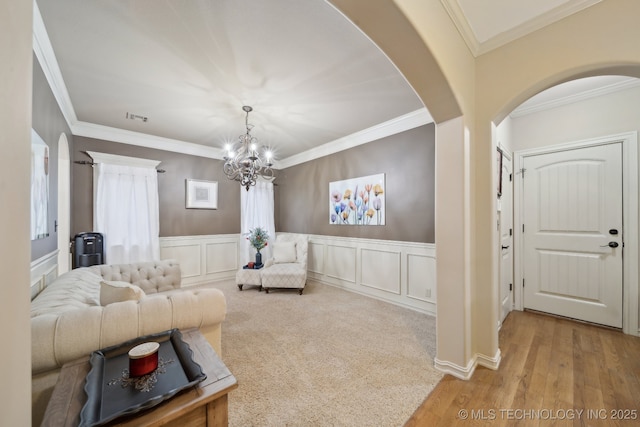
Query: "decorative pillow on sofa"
100 280 146 306
273 241 297 263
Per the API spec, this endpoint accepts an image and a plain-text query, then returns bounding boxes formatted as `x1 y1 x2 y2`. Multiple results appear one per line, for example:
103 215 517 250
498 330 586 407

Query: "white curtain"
94 163 160 264
240 179 275 265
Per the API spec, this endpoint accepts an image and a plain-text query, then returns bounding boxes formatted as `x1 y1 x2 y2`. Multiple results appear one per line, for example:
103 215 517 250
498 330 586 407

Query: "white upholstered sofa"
30 259 226 425
261 233 309 294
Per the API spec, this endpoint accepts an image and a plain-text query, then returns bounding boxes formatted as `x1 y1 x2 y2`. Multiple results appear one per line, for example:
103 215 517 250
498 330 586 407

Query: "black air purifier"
72 232 104 269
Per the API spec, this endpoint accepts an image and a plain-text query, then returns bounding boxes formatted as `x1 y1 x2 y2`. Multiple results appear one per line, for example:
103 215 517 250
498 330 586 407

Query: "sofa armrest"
31 287 226 374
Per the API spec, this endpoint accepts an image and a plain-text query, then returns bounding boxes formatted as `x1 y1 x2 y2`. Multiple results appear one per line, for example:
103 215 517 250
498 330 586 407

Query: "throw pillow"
100 280 146 306
273 241 297 263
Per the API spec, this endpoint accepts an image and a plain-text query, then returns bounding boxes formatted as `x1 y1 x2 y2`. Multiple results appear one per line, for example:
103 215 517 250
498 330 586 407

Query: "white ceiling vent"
126 112 148 122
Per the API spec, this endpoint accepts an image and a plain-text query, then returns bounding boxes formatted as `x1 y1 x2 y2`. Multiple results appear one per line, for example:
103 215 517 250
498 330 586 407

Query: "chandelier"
223 106 274 190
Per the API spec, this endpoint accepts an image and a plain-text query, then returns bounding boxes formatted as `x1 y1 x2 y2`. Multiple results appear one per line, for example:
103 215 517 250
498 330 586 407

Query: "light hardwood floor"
406 310 640 426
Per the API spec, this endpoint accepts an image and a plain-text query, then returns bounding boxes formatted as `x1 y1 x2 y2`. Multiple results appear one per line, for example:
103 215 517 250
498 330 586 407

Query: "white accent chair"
261 233 309 294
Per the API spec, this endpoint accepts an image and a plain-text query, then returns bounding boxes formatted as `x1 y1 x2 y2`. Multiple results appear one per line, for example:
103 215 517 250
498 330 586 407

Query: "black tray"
79 329 207 427
243 263 264 269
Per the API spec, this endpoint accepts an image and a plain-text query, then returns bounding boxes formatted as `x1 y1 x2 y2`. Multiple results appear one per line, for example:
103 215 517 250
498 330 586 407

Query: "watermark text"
457 408 637 422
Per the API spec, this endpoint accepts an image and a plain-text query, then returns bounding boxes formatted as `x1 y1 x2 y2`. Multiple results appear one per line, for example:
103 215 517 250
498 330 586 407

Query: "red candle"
128 342 160 377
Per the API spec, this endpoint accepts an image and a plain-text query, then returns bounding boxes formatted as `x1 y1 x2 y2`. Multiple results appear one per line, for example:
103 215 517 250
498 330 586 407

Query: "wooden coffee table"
41 328 237 427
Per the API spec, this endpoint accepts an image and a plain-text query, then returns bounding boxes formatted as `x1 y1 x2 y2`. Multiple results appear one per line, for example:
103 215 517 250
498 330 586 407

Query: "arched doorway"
57 133 71 274
328 0 480 378
499 75 640 335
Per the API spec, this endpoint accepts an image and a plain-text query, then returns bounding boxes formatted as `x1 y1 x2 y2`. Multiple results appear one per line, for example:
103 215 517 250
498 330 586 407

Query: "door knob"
600 242 619 248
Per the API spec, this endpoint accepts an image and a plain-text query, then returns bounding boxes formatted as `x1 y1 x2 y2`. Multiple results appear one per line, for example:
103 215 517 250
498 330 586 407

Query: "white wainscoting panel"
324 243 357 283
160 235 238 286
205 241 238 274
30 250 59 300
308 242 324 274
360 248 401 294
160 243 201 278
406 253 437 303
308 235 436 314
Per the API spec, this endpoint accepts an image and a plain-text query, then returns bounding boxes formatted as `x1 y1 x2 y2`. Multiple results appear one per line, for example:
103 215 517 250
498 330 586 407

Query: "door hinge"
522 224 525 233
509 283 513 291
509 228 513 236
523 279 525 287
509 173 512 182
521 168 526 178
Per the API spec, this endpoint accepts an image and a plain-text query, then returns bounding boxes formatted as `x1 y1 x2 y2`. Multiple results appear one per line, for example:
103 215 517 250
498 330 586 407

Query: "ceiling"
35 0 615 168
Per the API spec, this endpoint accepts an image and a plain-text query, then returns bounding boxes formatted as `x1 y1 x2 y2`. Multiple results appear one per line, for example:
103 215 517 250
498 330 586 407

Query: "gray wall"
277 124 435 243
31 55 74 261
72 138 242 237
72 124 434 244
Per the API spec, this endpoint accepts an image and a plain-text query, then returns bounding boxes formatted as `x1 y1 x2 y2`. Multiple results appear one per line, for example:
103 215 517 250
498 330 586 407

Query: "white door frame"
498 143 513 328
513 131 639 336
57 133 71 275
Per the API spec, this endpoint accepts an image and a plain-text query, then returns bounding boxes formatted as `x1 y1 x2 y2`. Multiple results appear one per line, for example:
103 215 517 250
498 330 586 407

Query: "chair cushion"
100 280 146 305
273 241 297 263
261 263 307 289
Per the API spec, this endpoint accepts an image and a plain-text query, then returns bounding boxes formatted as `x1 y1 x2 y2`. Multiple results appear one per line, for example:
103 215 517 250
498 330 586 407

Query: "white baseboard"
434 349 501 380
476 348 502 370
434 357 477 380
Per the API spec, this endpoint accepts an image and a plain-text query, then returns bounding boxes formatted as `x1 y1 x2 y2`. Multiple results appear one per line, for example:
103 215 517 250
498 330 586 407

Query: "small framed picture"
185 179 218 209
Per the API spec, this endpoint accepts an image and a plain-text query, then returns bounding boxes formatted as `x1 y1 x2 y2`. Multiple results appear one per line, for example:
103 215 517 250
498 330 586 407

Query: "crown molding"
442 0 602 57
33 0 78 127
510 78 640 118
476 0 602 56
274 108 433 169
74 121 225 159
440 0 480 56
74 109 432 169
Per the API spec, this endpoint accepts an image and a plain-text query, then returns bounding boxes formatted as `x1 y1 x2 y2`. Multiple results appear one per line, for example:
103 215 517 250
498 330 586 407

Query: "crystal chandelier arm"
223 105 275 190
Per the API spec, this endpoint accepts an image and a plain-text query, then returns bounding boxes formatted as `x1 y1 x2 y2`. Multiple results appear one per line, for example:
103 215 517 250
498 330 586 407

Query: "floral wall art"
329 173 385 225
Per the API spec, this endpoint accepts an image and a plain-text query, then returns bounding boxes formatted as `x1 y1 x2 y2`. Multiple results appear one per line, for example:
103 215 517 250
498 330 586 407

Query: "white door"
499 150 513 326
522 143 623 328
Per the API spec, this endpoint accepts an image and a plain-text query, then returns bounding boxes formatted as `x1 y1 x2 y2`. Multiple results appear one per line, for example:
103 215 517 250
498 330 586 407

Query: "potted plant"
247 227 269 267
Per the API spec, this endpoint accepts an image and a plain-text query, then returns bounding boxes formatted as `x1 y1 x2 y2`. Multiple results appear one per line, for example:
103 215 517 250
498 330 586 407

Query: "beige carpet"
205 280 442 427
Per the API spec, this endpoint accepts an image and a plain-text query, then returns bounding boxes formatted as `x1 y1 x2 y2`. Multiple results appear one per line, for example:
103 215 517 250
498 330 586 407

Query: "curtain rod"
73 160 166 173
76 151 165 172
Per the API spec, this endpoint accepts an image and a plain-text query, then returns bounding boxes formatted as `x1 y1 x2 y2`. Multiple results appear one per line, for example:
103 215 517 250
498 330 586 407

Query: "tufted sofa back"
88 259 181 294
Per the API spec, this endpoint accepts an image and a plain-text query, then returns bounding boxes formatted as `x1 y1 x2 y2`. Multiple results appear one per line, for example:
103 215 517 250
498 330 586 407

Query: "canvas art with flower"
329 173 385 225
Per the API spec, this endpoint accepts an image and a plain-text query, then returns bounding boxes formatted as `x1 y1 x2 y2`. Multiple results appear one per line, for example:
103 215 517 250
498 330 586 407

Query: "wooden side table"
41 329 237 427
